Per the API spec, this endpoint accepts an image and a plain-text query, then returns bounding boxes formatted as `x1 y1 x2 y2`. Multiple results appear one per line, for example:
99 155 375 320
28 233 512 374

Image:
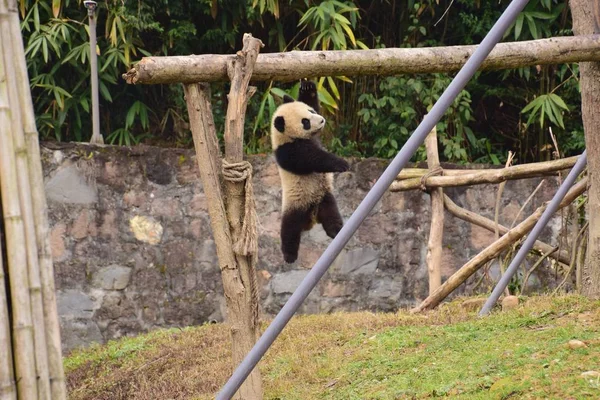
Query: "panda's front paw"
300 80 317 95
333 158 350 173
283 251 298 264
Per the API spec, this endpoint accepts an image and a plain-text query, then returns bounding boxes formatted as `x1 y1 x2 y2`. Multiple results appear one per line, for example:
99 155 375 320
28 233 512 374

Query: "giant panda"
270 80 349 263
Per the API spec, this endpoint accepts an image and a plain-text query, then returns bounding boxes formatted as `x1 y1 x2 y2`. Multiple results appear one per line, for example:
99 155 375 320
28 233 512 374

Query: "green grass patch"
66 295 600 399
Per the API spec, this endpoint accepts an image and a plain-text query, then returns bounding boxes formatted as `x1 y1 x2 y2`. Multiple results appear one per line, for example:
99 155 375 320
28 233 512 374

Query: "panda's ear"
274 116 285 133
283 95 295 104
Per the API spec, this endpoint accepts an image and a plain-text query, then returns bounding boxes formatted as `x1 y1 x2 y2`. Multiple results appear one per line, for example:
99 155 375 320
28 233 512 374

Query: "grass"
65 295 600 399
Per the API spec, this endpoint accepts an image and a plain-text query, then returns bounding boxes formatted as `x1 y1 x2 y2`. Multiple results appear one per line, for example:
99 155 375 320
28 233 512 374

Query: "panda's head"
271 95 325 145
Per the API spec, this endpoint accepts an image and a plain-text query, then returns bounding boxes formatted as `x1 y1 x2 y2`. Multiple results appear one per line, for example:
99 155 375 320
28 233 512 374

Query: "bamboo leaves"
522 93 570 129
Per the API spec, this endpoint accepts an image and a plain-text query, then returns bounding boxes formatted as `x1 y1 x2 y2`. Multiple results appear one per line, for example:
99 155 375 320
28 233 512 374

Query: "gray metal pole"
85 1 103 144
217 0 530 398
479 150 587 316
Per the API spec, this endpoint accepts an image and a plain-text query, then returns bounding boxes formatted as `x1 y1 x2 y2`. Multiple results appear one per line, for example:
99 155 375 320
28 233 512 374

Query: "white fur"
270 101 331 211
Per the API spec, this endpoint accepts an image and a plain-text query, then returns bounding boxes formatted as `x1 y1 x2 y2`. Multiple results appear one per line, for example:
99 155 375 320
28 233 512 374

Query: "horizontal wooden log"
123 35 600 85
390 156 579 191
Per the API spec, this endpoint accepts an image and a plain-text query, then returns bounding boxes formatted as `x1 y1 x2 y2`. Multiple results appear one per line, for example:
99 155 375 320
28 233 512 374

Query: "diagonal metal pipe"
479 150 587 316
217 0 531 398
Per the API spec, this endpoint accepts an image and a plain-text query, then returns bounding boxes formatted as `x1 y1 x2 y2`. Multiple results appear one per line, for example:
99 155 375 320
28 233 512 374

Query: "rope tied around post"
221 159 259 258
420 165 444 191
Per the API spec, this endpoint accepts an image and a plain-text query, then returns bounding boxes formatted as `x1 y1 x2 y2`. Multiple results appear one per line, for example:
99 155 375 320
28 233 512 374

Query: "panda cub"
270 80 349 263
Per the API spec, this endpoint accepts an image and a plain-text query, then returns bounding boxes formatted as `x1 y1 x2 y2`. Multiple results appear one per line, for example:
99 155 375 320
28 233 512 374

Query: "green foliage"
20 0 583 164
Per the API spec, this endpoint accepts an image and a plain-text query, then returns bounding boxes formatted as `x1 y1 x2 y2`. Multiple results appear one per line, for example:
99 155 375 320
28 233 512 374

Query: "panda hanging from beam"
270 80 350 263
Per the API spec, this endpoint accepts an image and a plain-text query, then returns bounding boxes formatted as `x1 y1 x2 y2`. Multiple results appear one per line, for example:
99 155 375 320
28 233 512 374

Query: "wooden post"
221 33 264 400
571 0 600 298
412 178 587 312
183 33 265 399
424 127 444 293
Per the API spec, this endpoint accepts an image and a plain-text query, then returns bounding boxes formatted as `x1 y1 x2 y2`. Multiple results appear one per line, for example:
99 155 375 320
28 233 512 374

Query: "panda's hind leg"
281 207 313 263
317 192 343 239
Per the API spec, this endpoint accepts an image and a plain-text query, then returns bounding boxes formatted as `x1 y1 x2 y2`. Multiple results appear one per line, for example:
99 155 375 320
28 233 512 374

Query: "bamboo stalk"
412 178 588 312
425 128 443 293
1 2 51 397
390 156 579 191
0 220 16 400
123 35 600 84
7 0 67 396
0 12 38 398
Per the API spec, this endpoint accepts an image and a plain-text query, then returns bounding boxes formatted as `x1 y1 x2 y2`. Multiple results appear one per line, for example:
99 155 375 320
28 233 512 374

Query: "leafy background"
21 0 583 163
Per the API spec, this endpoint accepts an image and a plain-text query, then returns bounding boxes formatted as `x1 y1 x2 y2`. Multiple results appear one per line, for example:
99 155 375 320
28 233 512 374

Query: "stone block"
93 265 132 290
59 318 103 351
129 215 163 245
339 247 379 275
57 290 96 319
45 165 97 204
50 223 67 262
272 270 309 294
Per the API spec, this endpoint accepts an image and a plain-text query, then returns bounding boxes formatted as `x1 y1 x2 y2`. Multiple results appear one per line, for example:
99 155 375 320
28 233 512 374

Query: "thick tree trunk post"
571 0 600 298
221 33 264 400
424 127 443 293
184 81 262 400
443 194 571 265
390 156 579 191
123 36 600 85
412 178 587 312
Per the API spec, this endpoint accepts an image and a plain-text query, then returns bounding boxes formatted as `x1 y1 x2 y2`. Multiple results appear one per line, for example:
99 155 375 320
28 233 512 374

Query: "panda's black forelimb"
275 140 349 175
317 192 343 239
298 79 320 113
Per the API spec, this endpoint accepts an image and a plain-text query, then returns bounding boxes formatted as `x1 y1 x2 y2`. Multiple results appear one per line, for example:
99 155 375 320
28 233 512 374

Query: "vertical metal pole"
216 0 531 398
479 150 587 316
85 1 103 144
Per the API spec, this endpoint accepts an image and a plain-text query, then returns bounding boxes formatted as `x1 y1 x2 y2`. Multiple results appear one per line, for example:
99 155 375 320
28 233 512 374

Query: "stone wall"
41 143 569 351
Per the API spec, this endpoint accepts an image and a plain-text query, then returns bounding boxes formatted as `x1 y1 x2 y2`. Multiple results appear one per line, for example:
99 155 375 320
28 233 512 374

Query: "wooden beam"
390 156 579 191
123 35 600 85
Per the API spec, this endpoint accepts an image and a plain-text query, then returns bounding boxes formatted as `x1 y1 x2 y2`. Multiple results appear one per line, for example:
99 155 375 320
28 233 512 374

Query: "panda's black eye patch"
302 118 311 130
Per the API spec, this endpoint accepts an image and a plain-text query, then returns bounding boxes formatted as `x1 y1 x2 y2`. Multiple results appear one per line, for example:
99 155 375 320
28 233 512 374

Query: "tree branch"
412 178 588 313
391 156 578 191
123 35 600 85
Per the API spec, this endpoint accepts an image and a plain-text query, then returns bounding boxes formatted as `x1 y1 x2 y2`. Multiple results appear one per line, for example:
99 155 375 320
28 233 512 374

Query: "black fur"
298 79 320 113
283 94 295 104
275 139 349 175
280 192 343 263
301 118 311 130
317 192 344 239
281 205 317 263
274 116 285 133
